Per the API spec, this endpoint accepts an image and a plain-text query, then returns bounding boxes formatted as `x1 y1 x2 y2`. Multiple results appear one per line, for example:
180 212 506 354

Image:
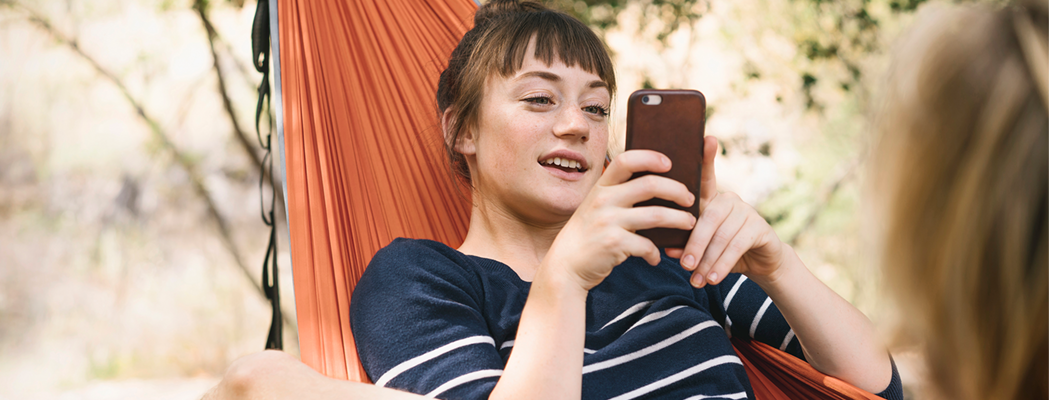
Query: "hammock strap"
252 0 282 351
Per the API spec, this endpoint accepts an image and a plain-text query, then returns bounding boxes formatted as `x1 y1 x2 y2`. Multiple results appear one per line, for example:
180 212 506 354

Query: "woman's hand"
665 136 788 288
546 149 697 291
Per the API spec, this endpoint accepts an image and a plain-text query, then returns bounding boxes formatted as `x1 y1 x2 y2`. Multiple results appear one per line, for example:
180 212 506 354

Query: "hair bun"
474 0 548 26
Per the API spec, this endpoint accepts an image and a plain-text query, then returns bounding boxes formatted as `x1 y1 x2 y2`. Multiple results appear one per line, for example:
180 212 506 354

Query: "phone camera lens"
641 96 650 104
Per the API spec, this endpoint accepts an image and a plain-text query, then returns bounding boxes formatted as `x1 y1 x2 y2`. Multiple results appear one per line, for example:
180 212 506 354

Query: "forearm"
203 350 425 400
749 246 892 394
490 262 588 400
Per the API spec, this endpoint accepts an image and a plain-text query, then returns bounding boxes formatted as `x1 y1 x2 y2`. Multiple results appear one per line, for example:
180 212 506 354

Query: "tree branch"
193 0 265 174
5 0 297 335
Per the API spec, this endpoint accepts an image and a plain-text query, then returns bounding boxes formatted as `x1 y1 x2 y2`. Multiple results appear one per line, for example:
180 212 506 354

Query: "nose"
552 105 590 141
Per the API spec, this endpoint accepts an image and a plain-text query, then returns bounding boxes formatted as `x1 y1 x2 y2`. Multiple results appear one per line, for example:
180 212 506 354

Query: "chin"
541 194 586 217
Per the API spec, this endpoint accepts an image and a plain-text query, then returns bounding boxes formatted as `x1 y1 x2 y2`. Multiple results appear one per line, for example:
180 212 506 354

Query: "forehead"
491 28 615 89
493 39 610 92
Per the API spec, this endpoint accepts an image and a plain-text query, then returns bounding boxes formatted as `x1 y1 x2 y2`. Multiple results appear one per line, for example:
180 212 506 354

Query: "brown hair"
872 2 1048 399
436 0 616 185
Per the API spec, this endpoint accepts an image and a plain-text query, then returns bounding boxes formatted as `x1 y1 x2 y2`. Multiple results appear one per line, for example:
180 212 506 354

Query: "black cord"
252 0 282 351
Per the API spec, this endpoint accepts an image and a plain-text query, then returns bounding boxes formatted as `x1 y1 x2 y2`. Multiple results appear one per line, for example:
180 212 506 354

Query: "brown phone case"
625 89 706 248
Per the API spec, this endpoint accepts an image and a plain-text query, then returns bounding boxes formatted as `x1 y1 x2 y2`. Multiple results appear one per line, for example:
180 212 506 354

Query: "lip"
538 149 590 170
538 149 589 181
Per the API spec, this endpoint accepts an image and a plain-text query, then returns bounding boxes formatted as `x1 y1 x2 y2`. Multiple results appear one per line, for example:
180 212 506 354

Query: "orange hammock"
273 0 882 398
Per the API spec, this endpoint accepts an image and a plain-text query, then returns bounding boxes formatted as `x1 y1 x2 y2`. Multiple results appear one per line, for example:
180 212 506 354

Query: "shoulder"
364 238 476 280
370 237 465 266
354 238 486 311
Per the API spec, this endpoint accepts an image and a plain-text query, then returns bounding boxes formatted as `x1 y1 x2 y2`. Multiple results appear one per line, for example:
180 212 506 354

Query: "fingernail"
691 274 704 287
708 272 718 284
690 193 696 205
662 156 671 168
682 254 695 270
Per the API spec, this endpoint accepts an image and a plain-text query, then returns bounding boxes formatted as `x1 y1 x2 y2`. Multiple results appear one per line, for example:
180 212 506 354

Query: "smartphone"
625 89 706 248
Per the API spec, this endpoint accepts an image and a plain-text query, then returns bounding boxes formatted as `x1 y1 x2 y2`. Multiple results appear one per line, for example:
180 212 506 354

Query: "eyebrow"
516 70 609 91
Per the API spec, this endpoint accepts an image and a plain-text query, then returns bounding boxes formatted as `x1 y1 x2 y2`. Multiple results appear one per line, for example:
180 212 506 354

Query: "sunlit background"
1 0 955 398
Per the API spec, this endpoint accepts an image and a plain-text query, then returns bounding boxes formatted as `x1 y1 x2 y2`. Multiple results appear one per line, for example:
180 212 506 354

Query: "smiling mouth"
539 157 588 173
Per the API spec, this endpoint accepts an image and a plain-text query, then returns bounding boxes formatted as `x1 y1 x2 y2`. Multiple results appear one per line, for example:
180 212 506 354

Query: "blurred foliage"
545 0 914 109
547 0 705 44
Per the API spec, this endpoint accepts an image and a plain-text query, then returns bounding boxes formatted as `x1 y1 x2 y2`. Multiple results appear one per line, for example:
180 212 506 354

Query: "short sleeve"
704 273 805 359
350 239 504 399
704 273 905 400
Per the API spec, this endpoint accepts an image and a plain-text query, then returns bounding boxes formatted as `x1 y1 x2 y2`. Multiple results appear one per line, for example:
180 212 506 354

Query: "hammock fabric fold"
278 0 475 381
277 0 881 398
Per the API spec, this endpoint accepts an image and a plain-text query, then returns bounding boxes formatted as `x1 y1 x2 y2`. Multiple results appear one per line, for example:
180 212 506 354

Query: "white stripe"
624 305 688 333
375 336 495 387
779 329 796 351
683 391 749 400
749 297 773 338
724 315 733 338
607 355 743 400
424 369 502 398
723 276 747 309
583 321 719 374
584 348 597 354
600 300 655 330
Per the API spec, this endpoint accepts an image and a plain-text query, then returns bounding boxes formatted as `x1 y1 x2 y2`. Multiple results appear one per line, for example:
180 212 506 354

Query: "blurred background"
0 0 965 398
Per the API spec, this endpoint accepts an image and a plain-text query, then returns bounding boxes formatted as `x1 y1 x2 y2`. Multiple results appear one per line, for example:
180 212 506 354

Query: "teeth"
541 157 584 171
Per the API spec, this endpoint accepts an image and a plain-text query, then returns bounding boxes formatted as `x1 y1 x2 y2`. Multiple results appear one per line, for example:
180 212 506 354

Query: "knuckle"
592 191 613 207
701 207 724 223
727 238 750 254
601 234 623 250
638 176 658 193
646 209 667 225
712 230 733 245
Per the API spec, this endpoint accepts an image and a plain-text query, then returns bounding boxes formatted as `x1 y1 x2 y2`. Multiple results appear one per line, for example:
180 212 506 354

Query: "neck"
458 193 567 282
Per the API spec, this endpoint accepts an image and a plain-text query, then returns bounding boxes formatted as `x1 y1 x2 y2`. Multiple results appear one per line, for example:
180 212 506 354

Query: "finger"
619 232 663 266
665 248 683 259
699 136 719 212
679 192 734 273
617 206 696 232
614 174 695 208
694 194 748 283
599 149 671 186
705 214 765 285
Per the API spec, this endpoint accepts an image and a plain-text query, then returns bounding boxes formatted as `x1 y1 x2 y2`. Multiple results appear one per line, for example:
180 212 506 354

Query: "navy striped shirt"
350 238 901 399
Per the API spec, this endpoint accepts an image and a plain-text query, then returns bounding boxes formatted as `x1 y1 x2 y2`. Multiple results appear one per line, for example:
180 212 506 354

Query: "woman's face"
459 48 611 224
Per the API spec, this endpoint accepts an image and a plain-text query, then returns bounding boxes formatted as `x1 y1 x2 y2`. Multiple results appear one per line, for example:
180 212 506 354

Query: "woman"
348 1 898 399
873 1 1048 399
206 1 900 398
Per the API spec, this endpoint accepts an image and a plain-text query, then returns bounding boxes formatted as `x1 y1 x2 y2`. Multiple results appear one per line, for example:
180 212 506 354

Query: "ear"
442 108 476 156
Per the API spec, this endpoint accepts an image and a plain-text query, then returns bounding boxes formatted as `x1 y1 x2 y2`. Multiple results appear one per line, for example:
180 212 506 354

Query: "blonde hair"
872 2 1048 399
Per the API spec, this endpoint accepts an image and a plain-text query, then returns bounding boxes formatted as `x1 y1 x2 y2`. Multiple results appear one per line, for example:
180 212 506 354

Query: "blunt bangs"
484 10 616 93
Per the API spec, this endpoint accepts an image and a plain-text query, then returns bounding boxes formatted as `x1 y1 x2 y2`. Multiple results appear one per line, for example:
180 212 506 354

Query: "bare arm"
489 151 697 399
669 135 892 394
748 247 892 392
202 351 425 400
488 264 589 399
